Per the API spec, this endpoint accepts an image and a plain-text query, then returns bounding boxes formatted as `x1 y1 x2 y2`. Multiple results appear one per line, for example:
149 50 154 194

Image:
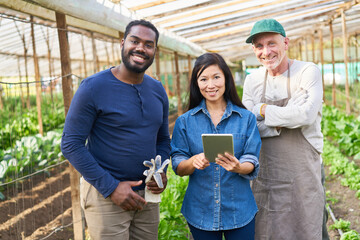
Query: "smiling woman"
170 52 261 240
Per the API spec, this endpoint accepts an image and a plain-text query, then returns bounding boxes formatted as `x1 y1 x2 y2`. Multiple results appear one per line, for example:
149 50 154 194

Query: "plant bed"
325 165 360 239
0 165 72 240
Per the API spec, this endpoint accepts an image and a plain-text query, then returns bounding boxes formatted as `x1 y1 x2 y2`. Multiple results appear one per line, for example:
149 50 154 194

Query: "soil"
325 164 360 240
0 164 74 240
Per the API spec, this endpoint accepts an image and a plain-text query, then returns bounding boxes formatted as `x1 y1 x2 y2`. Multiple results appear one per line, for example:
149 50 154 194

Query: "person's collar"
190 99 206 115
190 99 242 118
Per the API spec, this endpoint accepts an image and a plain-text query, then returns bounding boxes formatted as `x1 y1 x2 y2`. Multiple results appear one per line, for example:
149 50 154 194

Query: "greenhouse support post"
187 54 192 86
111 39 116 67
91 32 99 74
174 51 182 115
16 56 25 108
311 34 316 63
16 23 31 109
341 9 351 114
105 42 110 68
319 28 325 102
30 15 44 136
305 37 309 62
164 72 170 96
80 36 87 78
330 21 337 107
56 11 85 240
0 87 3 110
156 50 161 81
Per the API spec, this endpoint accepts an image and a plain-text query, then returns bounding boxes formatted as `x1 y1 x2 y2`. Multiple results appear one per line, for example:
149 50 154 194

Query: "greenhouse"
0 0 359 239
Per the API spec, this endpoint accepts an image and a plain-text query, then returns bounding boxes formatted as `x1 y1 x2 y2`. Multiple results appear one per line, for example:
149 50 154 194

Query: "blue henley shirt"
61 68 171 198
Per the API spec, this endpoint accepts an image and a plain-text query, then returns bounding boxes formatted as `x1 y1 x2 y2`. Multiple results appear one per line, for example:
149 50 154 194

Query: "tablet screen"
202 134 234 162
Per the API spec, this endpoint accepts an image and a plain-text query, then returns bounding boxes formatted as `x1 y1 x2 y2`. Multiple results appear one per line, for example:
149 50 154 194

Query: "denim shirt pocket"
233 133 246 157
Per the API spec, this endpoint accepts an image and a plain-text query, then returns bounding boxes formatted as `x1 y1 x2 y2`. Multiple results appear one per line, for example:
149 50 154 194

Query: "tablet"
202 134 234 162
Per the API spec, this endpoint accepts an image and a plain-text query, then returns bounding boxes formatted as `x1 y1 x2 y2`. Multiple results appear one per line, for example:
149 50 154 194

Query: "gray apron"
252 64 324 240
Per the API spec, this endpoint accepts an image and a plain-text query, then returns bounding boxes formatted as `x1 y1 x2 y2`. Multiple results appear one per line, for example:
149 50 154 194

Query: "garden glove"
288 88 308 106
252 103 266 121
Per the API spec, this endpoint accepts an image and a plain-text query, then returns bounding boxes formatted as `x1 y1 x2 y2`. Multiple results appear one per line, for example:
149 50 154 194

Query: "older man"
242 19 328 240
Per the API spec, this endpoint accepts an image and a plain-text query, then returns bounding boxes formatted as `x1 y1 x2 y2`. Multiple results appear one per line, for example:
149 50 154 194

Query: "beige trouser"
80 178 159 240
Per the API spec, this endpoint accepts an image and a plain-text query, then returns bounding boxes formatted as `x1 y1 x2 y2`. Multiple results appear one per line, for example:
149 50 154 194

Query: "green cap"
246 19 286 44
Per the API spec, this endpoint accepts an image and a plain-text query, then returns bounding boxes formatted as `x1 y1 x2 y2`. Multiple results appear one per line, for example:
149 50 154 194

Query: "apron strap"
262 60 291 103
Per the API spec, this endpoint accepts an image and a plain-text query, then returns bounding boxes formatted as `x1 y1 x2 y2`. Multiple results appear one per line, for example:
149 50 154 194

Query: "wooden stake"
330 21 336 106
81 36 87 78
305 37 309 62
0 84 3 110
43 27 54 103
312 34 316 63
17 56 25 108
187 55 192 87
355 34 359 83
156 49 161 81
105 42 110 68
174 52 182 115
341 9 351 114
17 28 31 109
111 39 116 66
319 28 325 101
164 72 170 96
55 12 84 240
91 32 99 73
30 16 43 136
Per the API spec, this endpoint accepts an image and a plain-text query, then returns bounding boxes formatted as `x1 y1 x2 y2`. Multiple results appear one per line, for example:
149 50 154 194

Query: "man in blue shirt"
61 19 170 240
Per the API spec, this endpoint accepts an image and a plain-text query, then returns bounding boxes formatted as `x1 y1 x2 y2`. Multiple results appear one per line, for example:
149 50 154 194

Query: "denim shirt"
170 99 261 231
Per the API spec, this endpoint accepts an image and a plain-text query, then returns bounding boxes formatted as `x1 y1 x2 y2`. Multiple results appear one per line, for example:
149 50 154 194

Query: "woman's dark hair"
187 52 246 110
124 19 159 46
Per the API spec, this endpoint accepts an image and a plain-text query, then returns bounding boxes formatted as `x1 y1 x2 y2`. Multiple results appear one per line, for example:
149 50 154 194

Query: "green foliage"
322 105 360 159
323 139 360 199
0 130 64 185
169 92 189 114
236 85 243 99
329 218 360 239
0 94 65 149
341 230 360 240
330 218 351 232
159 167 190 239
325 190 339 204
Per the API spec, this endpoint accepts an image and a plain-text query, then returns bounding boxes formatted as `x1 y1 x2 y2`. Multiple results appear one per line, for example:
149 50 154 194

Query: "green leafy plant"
0 94 65 149
323 139 360 199
158 167 190 239
0 130 63 186
330 218 351 232
341 230 360 240
325 190 339 204
321 105 360 159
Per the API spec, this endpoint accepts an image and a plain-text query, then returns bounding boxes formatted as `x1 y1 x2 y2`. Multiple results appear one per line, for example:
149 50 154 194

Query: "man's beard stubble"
121 48 155 74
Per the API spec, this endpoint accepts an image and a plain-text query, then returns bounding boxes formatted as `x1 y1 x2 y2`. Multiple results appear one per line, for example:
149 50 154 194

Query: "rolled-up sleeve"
239 114 261 180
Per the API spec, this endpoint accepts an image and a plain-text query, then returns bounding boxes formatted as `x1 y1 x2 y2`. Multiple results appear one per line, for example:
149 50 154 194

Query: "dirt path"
325 165 360 240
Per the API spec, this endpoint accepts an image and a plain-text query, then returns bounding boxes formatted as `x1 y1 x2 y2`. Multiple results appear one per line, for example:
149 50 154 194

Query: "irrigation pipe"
327 204 343 236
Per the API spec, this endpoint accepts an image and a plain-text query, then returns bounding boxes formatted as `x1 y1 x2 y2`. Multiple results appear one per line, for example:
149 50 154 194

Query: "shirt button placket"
213 165 221 229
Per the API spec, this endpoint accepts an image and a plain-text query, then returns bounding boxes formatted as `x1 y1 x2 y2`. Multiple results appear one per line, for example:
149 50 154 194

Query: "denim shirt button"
216 167 219 170
216 200 219 204
216 184 218 187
